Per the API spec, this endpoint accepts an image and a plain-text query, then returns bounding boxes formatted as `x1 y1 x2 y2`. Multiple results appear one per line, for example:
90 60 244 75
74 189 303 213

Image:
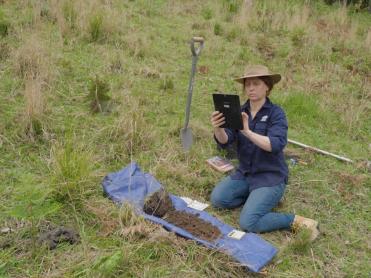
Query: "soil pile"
143 189 174 217
143 190 221 242
38 227 80 249
165 211 221 241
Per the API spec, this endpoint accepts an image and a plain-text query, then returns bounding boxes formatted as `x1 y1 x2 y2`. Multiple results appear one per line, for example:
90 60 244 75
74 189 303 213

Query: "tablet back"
213 93 243 130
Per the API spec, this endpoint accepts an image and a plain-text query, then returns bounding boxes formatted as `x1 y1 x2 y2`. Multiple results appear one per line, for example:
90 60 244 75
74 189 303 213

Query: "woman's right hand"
210 111 225 129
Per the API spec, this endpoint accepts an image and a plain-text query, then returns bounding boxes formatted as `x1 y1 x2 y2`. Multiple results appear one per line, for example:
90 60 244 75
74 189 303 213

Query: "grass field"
0 0 370 277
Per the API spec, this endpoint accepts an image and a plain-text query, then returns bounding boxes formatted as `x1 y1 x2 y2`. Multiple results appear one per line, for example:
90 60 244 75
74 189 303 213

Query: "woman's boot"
292 215 320 241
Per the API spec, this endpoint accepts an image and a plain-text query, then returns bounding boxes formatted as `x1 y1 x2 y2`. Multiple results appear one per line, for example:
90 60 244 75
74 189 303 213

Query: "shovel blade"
180 128 193 151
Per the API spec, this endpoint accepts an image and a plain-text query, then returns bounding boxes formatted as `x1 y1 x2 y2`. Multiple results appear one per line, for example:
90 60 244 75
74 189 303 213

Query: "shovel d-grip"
181 37 204 151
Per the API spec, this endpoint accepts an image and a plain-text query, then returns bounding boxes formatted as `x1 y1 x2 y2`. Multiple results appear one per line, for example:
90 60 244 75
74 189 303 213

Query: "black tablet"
213 93 243 130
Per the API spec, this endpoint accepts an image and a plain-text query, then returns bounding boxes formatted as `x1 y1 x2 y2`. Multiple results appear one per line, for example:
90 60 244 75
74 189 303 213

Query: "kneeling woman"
210 65 319 240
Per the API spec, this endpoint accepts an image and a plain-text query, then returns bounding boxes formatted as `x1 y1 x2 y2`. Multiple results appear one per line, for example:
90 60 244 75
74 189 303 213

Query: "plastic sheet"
102 162 277 272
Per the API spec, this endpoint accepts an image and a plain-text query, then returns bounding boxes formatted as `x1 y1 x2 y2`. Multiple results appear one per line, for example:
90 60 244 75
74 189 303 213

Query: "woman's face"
244 77 269 102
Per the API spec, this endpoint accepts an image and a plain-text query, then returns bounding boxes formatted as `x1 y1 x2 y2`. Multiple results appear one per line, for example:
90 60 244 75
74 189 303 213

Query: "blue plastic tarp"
102 162 278 273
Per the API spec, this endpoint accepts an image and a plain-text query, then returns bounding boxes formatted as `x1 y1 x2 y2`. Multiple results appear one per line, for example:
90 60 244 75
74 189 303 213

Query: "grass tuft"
0 41 10 61
88 12 104 42
23 77 46 138
0 9 9 38
202 7 213 20
213 22 223 36
291 27 307 48
287 228 312 254
92 250 124 277
13 35 52 82
159 76 174 91
49 138 94 204
87 75 112 113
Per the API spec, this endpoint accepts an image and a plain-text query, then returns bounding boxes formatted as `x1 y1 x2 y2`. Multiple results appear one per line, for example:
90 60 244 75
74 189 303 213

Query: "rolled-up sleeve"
267 108 288 154
213 128 237 149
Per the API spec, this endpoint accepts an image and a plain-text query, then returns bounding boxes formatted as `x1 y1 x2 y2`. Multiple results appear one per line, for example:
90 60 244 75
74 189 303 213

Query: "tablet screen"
212 93 243 130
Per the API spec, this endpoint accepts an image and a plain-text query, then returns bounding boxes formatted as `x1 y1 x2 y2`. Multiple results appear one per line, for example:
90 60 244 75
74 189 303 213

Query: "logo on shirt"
261 115 268 122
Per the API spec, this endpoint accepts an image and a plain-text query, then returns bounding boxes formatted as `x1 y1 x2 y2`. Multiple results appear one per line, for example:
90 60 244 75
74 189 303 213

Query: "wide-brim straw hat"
234 65 281 85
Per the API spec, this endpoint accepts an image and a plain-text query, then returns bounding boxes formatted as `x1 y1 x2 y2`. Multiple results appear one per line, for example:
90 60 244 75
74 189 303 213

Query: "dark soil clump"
38 227 80 250
143 189 174 217
143 190 221 242
165 210 221 242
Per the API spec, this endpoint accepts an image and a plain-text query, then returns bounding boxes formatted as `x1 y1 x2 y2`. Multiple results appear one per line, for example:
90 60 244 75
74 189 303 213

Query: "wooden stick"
288 139 353 163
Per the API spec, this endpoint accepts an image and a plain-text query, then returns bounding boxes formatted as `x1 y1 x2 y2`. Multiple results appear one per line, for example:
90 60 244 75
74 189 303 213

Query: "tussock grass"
0 9 9 38
88 75 112 113
0 41 9 61
49 138 95 204
23 77 46 138
13 35 51 82
12 35 54 139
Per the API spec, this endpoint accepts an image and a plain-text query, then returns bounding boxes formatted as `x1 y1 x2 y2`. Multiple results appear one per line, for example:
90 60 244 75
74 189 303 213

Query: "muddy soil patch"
144 190 221 242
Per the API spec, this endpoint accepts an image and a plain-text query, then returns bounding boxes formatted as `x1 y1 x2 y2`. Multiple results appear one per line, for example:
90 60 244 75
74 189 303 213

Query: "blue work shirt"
214 98 288 192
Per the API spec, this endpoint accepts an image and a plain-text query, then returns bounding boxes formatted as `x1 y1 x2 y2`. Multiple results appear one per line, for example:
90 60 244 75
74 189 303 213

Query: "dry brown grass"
13 35 51 81
23 77 46 137
109 95 155 157
44 0 125 41
12 35 53 138
118 203 159 240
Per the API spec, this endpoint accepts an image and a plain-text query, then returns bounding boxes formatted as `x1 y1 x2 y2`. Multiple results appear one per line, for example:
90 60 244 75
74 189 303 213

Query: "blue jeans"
211 176 295 233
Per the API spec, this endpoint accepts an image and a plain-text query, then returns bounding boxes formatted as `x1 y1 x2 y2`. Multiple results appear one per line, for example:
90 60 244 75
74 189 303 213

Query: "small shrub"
201 7 213 20
88 75 112 113
290 27 307 48
214 22 223 36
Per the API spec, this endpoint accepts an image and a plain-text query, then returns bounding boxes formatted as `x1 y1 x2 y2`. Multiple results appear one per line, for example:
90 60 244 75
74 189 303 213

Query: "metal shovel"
181 37 204 151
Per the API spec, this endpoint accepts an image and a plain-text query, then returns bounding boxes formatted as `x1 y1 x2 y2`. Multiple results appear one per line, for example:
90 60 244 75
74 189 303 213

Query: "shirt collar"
242 97 272 111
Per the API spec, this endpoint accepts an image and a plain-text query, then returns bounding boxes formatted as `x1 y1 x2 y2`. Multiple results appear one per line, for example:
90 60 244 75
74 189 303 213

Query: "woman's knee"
239 213 261 233
210 187 230 208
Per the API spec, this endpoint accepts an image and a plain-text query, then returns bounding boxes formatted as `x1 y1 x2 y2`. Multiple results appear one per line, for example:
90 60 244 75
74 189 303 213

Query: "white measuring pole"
288 139 353 163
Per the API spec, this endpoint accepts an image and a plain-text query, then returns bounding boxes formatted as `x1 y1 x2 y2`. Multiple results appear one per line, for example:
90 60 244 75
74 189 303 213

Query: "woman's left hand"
241 112 251 137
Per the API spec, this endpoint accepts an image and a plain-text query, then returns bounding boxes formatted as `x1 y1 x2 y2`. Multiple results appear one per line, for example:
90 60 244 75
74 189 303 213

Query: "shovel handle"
190 37 204 57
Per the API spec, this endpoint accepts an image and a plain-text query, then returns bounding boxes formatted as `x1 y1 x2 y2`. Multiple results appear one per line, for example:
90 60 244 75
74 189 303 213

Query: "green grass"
0 0 370 277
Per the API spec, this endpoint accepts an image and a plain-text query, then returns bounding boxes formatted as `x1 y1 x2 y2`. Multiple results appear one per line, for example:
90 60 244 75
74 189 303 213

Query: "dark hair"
258 76 274 92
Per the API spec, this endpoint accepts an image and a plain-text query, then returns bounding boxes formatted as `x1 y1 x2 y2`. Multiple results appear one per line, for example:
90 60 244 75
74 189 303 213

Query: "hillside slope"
0 0 370 277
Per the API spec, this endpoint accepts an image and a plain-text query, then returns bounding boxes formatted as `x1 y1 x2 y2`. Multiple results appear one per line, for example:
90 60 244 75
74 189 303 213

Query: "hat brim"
234 74 281 85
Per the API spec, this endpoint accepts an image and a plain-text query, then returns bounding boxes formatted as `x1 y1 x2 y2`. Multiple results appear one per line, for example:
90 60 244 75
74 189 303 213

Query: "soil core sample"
143 190 221 242
143 189 174 217
165 211 221 241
